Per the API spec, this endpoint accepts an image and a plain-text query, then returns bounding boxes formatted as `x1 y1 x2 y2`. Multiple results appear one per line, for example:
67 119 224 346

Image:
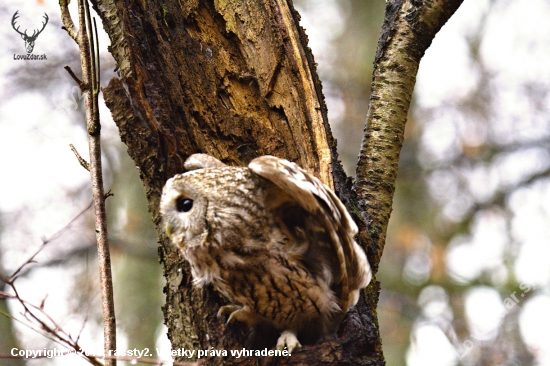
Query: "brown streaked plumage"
160 154 371 352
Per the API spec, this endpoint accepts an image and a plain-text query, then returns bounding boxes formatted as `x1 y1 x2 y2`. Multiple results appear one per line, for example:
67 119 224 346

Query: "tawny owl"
160 154 371 352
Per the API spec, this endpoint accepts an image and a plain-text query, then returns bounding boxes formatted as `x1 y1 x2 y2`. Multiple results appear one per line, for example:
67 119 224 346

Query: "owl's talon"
276 330 301 354
218 305 256 327
217 305 240 319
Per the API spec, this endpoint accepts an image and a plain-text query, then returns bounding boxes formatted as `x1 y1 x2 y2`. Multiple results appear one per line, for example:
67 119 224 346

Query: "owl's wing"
249 156 371 312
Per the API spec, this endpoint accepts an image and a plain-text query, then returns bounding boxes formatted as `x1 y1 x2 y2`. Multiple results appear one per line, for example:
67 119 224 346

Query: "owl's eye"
176 197 194 212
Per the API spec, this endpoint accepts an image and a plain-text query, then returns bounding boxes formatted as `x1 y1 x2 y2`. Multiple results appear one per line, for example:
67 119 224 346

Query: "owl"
160 154 371 353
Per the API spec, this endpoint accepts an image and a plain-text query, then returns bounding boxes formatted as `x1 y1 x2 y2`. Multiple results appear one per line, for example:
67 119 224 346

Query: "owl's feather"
160 154 372 353
249 156 371 311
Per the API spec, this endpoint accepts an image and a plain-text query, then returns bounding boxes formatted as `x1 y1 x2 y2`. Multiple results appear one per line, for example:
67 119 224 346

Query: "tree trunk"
93 0 463 364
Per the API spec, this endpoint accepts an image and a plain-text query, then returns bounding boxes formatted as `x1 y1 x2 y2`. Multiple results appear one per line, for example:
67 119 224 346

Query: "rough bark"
355 0 464 271
92 0 463 364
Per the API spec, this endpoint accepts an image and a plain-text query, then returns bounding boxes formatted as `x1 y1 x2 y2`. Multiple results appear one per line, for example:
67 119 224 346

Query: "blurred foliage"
0 223 25 366
0 1 162 359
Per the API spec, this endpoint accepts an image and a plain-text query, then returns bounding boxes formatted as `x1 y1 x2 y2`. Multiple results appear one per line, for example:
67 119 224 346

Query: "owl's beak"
165 224 173 238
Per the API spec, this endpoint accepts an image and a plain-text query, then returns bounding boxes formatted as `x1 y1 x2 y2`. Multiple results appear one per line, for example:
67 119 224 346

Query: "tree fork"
93 0 465 364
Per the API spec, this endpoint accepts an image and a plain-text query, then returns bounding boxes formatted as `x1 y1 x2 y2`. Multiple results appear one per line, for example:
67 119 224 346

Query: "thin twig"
3 286 200 365
85 1 97 100
94 18 100 91
4 202 93 283
59 0 78 40
64 65 83 87
59 0 117 364
70 143 90 171
0 203 104 365
2 291 198 366
76 314 89 343
1 289 103 366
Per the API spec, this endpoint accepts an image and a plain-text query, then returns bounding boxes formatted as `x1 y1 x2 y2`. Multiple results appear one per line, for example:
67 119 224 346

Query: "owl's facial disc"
161 172 211 250
165 223 174 238
164 196 194 239
165 197 194 239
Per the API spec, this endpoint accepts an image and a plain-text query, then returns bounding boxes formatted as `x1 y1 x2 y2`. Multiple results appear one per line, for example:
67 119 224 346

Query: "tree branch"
59 0 78 41
355 0 465 269
59 0 116 364
70 143 90 171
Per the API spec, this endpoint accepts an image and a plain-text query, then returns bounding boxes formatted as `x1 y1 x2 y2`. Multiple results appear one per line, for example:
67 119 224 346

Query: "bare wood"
213 0 333 188
355 0 464 269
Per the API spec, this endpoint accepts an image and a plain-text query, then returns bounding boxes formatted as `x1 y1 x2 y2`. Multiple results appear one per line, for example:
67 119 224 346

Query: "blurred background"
1 0 549 365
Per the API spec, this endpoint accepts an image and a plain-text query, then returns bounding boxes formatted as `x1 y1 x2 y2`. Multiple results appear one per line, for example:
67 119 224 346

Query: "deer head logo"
12 11 49 54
